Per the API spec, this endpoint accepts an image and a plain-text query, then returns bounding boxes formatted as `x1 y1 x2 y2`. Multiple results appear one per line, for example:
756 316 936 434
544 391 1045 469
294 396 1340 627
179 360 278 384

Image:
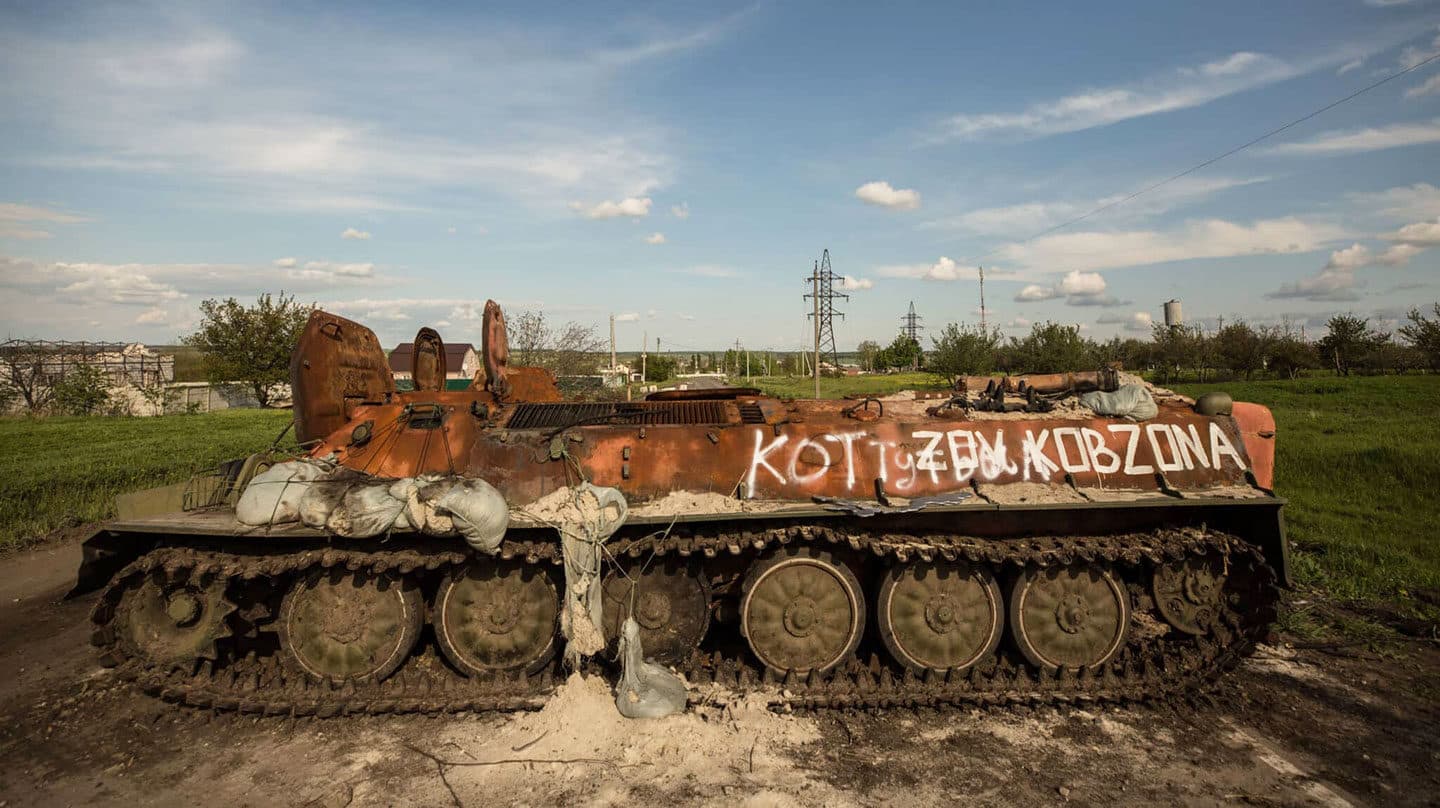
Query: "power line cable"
967 50 1440 264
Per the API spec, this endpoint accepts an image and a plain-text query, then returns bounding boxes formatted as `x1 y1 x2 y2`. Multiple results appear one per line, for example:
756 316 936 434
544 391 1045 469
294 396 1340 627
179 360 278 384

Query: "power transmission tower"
901 301 922 341
804 249 848 396
900 302 923 370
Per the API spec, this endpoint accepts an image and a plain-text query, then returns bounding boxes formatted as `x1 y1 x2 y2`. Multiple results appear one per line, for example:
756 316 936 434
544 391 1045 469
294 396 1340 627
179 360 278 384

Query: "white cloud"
298 260 376 278
923 176 1267 238
839 276 874 290
1324 242 1422 270
670 203 689 219
645 232 666 244
1015 284 1061 302
1013 269 1126 307
341 227 372 240
135 307 170 324
0 202 90 239
1337 58 1365 75
1386 217 1440 246
677 313 695 321
1097 311 1154 332
273 256 297 268
56 268 185 305
447 227 457 235
876 256 978 281
1398 27 1440 70
450 303 482 321
933 51 1301 140
854 181 921 210
646 308 659 320
996 217 1345 273
1059 269 1106 296
1406 74 1440 99
571 197 652 219
1267 268 1361 302
1268 118 1440 156
1348 183 1440 221
614 312 640 322
0 11 725 213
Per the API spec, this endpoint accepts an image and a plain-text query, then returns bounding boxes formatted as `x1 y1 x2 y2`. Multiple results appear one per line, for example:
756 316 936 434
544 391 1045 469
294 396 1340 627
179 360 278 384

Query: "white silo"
1163 299 1183 329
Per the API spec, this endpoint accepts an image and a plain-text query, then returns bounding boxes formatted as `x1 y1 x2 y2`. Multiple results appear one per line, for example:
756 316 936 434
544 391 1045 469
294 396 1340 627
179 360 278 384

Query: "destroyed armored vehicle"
75 301 1285 714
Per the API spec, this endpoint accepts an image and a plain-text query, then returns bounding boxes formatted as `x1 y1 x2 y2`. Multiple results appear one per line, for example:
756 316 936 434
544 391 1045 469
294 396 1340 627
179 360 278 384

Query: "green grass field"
0 409 293 549
1173 376 1440 633
1 375 1435 638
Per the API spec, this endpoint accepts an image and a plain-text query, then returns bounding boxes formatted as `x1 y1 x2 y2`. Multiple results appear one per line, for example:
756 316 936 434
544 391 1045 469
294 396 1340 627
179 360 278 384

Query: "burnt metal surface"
289 311 396 444
506 400 733 429
410 327 447 392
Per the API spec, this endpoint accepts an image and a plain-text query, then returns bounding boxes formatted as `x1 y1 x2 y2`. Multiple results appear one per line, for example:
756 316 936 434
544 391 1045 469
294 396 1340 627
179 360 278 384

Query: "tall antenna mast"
978 266 987 332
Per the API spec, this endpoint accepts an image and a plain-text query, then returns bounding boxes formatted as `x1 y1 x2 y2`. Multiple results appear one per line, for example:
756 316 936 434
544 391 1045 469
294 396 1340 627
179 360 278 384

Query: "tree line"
917 305 1440 384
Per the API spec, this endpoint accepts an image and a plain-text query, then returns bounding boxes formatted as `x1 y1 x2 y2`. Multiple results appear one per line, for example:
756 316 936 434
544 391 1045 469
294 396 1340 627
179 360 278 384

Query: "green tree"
184 292 314 408
856 340 881 372
928 324 1000 383
1213 321 1267 380
875 334 922 371
1264 328 1317 379
644 354 677 382
51 364 112 415
1010 322 1089 372
1316 314 1375 377
1398 303 1440 371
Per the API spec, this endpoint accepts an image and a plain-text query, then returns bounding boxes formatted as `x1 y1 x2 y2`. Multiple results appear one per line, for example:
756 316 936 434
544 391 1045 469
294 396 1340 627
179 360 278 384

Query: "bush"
51 365 112 416
928 324 1000 382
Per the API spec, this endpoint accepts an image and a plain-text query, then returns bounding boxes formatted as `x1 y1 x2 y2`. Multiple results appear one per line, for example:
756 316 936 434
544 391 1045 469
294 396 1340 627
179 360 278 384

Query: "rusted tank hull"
80 303 1287 716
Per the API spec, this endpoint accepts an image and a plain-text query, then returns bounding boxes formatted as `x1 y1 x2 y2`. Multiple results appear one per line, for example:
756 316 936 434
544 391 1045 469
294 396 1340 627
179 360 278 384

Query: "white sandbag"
1080 383 1159 421
328 481 415 537
435 478 510 552
615 617 687 719
407 476 458 536
235 461 328 526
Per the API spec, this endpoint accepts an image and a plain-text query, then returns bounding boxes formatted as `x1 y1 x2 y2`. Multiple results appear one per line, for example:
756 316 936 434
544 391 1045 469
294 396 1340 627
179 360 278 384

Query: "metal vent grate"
737 402 766 424
505 400 730 430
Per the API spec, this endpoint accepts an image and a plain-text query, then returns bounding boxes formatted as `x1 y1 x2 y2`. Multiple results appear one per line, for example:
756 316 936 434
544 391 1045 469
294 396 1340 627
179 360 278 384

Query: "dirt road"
1 538 1436 808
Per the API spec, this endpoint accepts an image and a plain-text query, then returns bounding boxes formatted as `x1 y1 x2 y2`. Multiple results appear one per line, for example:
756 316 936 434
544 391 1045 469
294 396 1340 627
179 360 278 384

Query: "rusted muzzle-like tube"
956 368 1119 395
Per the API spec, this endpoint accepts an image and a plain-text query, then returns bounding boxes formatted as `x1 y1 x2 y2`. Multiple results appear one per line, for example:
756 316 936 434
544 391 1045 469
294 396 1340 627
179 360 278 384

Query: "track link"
90 524 1277 716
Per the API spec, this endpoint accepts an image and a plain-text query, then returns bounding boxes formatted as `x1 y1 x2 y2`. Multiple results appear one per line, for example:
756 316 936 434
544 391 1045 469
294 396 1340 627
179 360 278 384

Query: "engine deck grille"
505 400 731 430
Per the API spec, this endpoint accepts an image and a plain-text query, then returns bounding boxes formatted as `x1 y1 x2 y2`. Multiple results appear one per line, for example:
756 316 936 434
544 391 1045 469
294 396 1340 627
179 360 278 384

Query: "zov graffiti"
745 419 1249 497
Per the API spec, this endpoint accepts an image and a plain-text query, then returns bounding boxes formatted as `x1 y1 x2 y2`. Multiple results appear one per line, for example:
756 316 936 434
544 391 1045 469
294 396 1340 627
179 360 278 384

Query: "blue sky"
1 0 1439 353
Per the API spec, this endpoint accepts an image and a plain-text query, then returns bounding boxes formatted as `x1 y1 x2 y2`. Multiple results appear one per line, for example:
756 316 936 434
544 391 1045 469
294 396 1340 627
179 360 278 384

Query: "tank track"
89 524 1277 716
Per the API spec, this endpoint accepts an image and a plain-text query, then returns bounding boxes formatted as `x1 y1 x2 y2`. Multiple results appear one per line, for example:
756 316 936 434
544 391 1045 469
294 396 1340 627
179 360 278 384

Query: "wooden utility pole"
978 266 987 333
609 314 616 371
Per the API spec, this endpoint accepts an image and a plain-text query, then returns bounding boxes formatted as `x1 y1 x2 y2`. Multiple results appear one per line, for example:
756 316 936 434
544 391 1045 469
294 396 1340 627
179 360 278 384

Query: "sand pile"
425 674 836 806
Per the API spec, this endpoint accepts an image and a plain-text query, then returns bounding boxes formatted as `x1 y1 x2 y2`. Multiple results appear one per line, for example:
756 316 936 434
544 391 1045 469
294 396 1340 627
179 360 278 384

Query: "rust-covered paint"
1231 401 1277 490
292 305 1277 513
290 310 395 444
411 327 447 392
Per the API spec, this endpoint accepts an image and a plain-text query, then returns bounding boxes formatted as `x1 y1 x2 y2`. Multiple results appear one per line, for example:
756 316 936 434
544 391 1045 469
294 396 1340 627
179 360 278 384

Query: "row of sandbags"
234 460 509 552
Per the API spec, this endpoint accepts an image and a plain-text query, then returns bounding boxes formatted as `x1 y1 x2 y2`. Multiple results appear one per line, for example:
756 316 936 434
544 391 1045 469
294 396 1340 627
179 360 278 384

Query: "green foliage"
1008 321 1089 372
183 292 313 408
856 340 882 372
50 364 113 416
0 409 297 550
1316 314 1377 377
928 324 1000 382
644 354 677 382
874 334 922 371
1399 304 1440 371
